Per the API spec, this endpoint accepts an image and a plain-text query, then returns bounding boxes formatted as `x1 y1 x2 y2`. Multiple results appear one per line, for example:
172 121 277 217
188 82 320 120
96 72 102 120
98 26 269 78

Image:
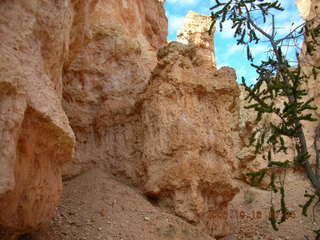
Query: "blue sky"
164 0 304 84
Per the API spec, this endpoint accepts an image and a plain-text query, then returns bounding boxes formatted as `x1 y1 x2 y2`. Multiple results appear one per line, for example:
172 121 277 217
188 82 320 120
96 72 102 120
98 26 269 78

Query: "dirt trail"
30 168 214 240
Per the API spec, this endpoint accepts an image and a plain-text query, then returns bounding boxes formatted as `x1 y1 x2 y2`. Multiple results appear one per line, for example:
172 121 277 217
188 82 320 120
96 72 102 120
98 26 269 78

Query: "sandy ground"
26 168 214 240
14 168 320 240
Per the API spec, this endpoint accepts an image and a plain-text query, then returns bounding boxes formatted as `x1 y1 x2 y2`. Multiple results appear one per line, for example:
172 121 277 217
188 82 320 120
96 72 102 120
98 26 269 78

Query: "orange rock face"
61 0 168 179
0 0 75 235
298 0 320 119
177 11 216 69
0 0 167 235
0 0 240 237
61 3 239 237
141 41 240 237
2 0 319 239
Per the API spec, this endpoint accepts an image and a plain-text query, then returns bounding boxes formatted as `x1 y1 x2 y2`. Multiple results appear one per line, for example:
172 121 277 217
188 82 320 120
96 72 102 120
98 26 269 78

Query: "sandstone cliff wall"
0 0 76 235
299 0 320 119
61 6 240 237
1 0 319 239
141 41 240 237
0 0 169 236
62 0 167 180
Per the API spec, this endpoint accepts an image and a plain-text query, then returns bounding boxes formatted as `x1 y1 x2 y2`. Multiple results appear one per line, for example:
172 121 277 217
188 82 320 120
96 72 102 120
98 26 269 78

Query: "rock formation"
62 4 239 237
1 0 320 239
0 0 75 236
61 0 168 179
141 41 240 237
177 11 216 69
1 0 167 237
298 0 320 119
296 0 312 19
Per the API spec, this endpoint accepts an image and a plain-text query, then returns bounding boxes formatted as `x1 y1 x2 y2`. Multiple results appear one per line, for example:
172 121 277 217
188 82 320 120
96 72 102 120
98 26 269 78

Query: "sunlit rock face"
141 41 240 237
0 0 75 235
62 3 240 237
177 11 216 70
3 0 319 238
61 0 168 179
296 0 312 19
0 0 167 236
297 0 320 118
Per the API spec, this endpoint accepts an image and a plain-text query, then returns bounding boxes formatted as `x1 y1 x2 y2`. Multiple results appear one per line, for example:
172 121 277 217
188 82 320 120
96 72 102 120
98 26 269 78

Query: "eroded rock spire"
177 11 216 69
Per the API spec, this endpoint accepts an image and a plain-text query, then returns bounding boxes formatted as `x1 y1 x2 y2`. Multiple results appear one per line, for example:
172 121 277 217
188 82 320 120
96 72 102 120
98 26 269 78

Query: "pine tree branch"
242 2 320 195
275 22 306 44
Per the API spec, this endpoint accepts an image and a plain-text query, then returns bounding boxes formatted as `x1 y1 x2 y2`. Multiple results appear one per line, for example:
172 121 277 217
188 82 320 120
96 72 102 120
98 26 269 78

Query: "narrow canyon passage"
0 0 319 240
